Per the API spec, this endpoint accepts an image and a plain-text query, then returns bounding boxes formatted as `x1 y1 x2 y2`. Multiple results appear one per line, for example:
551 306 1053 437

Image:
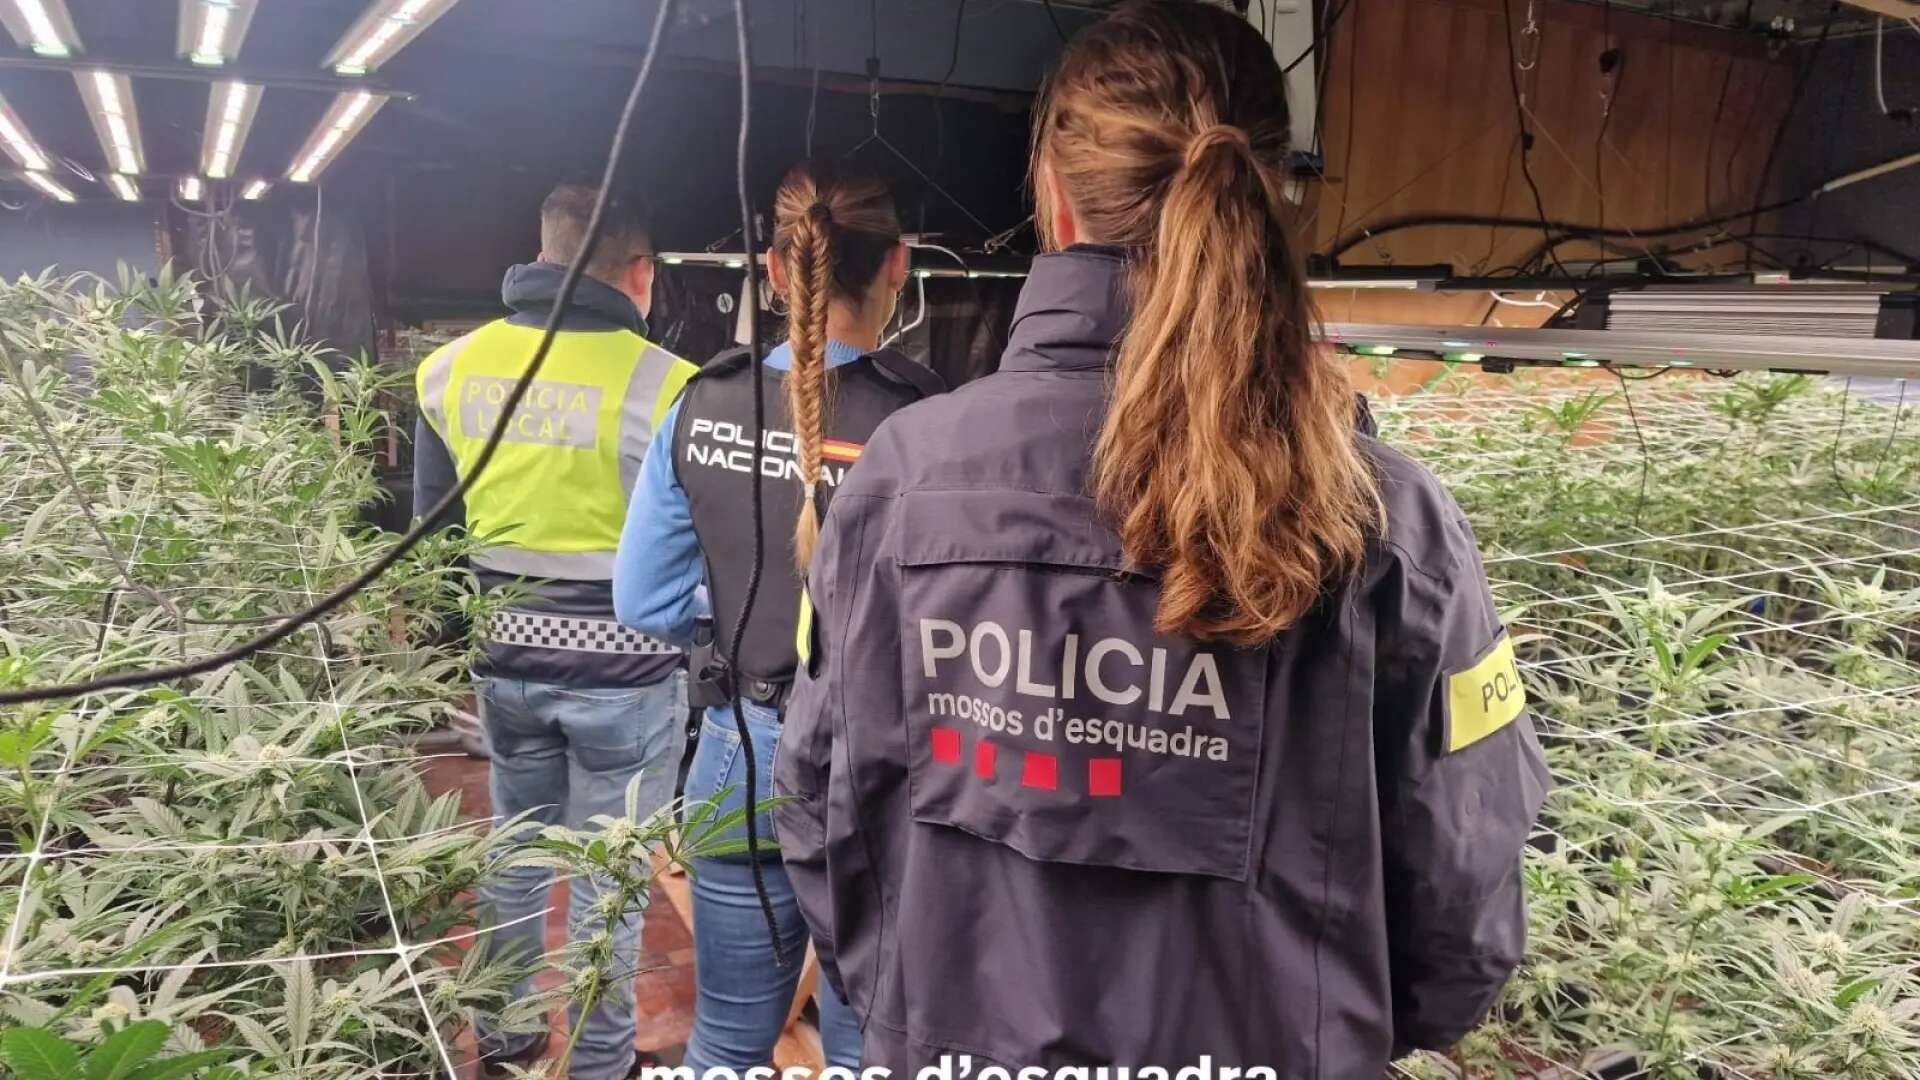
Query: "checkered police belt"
487 611 682 656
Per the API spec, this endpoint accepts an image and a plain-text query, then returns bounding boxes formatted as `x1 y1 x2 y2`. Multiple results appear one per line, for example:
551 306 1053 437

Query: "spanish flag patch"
821 439 863 464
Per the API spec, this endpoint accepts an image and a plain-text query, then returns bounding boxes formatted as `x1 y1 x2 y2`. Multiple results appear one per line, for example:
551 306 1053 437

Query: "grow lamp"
106 173 138 201
177 175 202 201
21 169 73 201
1324 323 1920 380
0 0 78 58
77 69 144 176
177 0 258 66
240 177 269 200
200 80 260 179
323 0 461 76
286 90 386 183
0 94 50 171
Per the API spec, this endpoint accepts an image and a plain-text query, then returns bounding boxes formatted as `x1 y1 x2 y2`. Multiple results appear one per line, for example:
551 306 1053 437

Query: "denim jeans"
475 672 687 1080
681 701 862 1070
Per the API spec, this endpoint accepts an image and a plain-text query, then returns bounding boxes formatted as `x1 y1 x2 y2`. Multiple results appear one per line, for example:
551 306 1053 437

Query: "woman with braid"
613 159 942 1069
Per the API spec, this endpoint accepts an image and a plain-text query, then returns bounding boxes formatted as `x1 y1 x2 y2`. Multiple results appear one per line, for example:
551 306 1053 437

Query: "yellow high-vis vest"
415 319 696 580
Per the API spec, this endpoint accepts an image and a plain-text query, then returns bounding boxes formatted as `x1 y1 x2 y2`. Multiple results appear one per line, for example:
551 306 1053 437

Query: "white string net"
1379 371 1920 1079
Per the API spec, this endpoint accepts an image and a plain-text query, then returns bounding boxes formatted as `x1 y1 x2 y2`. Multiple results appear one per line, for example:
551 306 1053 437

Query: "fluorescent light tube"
323 0 459 75
0 96 50 171
178 175 203 201
178 0 256 66
201 80 259 179
4 0 78 57
108 173 139 201
241 178 269 200
22 170 75 202
286 90 387 182
77 69 144 175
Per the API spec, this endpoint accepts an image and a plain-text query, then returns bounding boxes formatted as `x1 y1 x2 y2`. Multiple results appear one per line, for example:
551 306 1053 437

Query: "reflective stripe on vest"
488 610 680 656
416 320 696 580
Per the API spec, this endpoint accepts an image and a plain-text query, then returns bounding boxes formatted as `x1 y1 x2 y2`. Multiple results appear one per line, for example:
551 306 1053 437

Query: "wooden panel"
1303 0 1797 326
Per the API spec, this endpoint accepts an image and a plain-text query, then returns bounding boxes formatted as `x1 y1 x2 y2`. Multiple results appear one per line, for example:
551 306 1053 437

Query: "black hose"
726 0 788 968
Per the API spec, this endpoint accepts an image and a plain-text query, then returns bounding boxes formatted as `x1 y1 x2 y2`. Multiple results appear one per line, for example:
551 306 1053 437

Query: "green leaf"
1836 977 1881 1009
0 1027 82 1080
84 1020 170 1080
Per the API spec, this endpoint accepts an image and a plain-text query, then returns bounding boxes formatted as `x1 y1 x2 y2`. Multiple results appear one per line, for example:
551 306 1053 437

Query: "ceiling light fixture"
107 173 139 201
1 0 79 58
77 69 144 175
286 90 387 183
200 80 260 179
241 177 269 200
323 0 460 75
177 0 257 66
178 175 202 201
22 170 75 202
0 95 50 171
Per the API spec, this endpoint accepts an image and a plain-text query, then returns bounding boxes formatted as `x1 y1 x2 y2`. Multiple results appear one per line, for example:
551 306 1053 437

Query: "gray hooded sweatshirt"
774 246 1550 1076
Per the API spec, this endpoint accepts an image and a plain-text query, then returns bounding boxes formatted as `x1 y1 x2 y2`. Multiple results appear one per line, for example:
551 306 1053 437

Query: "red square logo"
931 727 963 765
975 740 998 780
1088 758 1123 797
1021 751 1058 791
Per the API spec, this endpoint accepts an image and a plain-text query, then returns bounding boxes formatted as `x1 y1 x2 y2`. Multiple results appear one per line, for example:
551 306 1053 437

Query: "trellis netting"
1380 371 1920 1078
3 265 1918 1078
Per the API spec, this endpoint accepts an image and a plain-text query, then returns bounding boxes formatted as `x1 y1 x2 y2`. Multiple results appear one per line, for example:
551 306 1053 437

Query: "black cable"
1039 0 1069 44
1282 0 1351 75
1832 377 1857 498
1595 1 1619 245
727 0 787 968
1743 3 1838 271
1328 192 1807 260
930 0 967 231
1611 367 1653 526
1702 0 1753 217
0 0 681 707
1500 0 1569 278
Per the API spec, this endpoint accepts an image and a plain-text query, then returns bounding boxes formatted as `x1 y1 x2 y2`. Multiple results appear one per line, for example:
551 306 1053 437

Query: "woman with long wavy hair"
773 2 1549 1072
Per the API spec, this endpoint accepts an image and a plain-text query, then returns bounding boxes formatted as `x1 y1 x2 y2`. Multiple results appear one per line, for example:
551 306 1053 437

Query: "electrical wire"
1702 1 1753 217
1742 3 1838 271
1282 0 1350 75
725 0 787 967
0 0 682 707
1500 0 1570 278
1039 0 1068 43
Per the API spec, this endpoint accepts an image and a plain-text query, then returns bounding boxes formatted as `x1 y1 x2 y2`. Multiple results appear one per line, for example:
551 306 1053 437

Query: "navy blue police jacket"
773 246 1551 1074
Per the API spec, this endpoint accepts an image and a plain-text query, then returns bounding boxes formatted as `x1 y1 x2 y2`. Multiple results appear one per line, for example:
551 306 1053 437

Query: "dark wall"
1773 30 1920 270
0 202 164 280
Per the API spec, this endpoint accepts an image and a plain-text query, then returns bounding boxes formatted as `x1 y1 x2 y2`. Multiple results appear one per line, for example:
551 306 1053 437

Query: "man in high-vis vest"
414 184 696 1080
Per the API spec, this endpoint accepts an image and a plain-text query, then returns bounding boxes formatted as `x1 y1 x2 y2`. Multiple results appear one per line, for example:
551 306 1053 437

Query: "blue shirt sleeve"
614 397 706 644
412 414 465 531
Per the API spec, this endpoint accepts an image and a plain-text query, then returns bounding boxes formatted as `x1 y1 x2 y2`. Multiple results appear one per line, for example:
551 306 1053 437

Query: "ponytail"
786 204 834 572
1041 1 1382 644
770 160 901 574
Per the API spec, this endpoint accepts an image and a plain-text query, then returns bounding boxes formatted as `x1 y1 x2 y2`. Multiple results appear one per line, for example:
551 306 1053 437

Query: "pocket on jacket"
895 489 1270 882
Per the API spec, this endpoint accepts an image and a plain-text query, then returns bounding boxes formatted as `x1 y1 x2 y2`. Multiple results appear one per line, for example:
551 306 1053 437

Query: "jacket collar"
999 245 1133 373
500 261 647 335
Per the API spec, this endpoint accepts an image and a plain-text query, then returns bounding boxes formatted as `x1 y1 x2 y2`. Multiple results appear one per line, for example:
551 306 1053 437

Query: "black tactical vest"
674 347 944 686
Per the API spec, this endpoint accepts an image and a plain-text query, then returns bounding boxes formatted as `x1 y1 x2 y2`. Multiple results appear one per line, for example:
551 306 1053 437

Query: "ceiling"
1565 0 1902 37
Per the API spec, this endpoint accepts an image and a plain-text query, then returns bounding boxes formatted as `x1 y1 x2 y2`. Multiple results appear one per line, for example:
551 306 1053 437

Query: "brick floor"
421 753 697 1071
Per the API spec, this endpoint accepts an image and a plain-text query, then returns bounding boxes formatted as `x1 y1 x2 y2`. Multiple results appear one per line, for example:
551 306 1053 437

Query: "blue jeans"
475 673 687 1080
681 701 862 1070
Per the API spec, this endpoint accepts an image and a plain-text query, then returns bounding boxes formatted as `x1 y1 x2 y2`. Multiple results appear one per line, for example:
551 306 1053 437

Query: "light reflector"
1 0 80 58
286 90 387 183
177 0 257 66
22 169 74 201
200 80 260 179
0 94 51 171
323 0 459 75
107 173 139 201
76 69 145 175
